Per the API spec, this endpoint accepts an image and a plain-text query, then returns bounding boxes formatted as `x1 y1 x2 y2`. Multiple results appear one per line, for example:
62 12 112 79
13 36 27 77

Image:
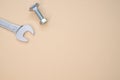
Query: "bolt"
30 3 47 24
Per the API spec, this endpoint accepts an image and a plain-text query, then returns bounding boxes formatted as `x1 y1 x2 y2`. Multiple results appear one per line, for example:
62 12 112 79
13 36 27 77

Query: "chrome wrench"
0 18 34 42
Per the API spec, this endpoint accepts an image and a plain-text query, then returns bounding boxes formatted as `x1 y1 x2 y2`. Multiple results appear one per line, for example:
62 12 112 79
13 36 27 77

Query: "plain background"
0 0 120 80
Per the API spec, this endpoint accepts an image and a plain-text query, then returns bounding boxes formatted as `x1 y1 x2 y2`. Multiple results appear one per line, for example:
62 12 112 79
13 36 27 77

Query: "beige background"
0 0 120 80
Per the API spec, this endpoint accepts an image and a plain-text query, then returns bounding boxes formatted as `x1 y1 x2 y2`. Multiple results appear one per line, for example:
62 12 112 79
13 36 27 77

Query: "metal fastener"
30 3 47 24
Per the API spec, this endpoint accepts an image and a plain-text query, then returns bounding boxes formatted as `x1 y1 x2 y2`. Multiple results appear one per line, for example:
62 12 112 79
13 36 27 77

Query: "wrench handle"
0 19 20 33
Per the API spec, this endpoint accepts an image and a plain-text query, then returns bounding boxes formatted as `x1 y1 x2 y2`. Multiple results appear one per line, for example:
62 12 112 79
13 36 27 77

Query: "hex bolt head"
30 3 47 24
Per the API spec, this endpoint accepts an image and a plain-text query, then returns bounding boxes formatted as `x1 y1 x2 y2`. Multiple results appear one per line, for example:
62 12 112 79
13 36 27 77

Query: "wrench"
0 18 34 42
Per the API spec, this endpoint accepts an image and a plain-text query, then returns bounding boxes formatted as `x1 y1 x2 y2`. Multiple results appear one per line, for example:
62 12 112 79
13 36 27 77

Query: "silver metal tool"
30 3 47 24
0 19 34 42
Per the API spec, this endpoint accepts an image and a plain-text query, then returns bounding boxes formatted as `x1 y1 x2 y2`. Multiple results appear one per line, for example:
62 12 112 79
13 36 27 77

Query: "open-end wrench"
0 18 34 42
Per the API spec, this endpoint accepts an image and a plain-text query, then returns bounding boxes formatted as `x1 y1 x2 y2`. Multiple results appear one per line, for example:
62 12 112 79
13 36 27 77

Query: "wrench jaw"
16 25 34 42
